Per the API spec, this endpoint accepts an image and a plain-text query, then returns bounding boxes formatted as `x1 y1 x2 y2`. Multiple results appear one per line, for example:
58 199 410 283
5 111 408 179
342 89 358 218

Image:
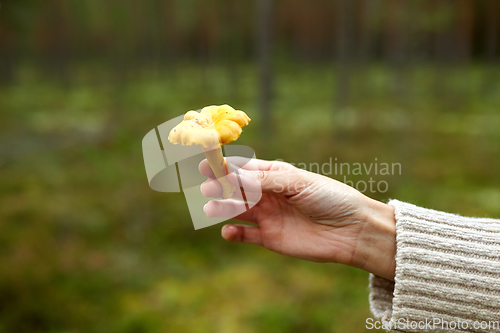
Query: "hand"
199 157 396 280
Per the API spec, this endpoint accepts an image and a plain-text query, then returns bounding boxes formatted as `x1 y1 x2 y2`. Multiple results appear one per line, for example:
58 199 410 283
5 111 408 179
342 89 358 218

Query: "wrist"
354 198 396 280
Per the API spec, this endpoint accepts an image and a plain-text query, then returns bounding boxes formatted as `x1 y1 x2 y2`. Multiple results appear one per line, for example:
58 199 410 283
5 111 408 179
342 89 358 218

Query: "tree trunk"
257 0 274 137
486 0 499 63
335 0 353 110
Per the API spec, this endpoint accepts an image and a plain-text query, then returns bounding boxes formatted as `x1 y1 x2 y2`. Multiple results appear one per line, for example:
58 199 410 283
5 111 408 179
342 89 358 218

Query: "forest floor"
1 62 499 332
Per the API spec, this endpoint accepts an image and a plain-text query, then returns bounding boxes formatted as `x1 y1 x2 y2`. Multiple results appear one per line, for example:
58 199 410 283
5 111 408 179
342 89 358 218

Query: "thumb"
231 168 311 196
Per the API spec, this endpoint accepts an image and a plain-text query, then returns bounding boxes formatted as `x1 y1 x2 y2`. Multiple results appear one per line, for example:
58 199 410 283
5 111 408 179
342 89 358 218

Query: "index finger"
198 157 292 178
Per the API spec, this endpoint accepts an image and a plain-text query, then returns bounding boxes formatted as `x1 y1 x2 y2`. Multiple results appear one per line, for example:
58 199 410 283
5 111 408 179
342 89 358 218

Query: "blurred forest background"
1 0 500 332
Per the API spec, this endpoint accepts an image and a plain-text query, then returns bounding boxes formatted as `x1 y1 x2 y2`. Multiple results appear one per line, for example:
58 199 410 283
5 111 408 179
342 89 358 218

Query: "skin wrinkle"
275 196 288 256
352 220 369 271
239 224 246 243
326 227 361 266
286 183 316 207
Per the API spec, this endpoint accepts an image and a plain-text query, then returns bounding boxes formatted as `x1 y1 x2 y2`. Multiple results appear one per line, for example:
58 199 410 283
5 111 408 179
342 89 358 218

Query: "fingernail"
227 162 240 173
236 167 250 175
222 225 229 238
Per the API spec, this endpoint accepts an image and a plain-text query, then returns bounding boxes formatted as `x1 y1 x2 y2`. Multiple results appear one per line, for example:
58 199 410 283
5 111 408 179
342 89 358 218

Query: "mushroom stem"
203 147 235 199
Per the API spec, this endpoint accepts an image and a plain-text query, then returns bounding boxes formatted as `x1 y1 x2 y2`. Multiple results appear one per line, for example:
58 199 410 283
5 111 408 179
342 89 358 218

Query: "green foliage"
1 62 499 332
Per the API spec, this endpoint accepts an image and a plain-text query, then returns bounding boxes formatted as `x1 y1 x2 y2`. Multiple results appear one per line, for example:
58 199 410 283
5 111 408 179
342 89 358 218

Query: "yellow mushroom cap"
168 111 219 150
200 105 251 145
168 105 251 148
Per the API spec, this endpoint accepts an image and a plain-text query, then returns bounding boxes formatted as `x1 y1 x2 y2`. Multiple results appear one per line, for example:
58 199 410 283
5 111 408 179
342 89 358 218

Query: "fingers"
199 157 291 178
199 157 301 196
234 168 310 196
201 165 309 196
201 178 241 199
200 178 262 202
221 224 262 246
203 199 246 218
203 199 259 223
225 157 278 172
199 159 216 178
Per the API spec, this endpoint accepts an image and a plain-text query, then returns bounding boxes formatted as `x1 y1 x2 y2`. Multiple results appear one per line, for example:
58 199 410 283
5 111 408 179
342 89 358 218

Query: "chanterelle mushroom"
168 105 251 199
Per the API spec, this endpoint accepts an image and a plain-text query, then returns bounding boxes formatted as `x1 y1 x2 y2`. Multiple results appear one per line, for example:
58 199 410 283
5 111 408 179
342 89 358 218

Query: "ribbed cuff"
369 200 500 332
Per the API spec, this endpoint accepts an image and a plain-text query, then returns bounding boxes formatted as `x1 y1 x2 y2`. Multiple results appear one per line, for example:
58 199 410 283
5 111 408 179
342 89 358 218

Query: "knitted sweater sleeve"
368 199 500 332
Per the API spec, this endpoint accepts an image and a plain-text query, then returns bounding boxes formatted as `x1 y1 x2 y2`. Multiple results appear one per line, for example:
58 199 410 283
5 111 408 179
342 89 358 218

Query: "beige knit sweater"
369 200 500 333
